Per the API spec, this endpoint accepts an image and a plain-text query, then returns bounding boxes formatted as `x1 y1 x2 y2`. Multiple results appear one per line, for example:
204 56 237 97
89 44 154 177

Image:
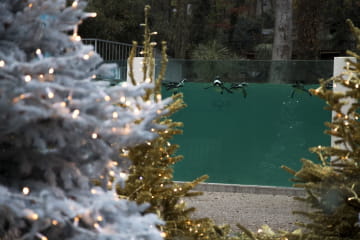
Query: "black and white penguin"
325 80 333 90
204 76 233 94
162 78 186 94
291 81 312 98
229 82 248 98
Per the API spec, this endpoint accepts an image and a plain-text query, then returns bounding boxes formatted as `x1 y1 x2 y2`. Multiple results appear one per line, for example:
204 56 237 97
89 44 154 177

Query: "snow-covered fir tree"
0 0 173 239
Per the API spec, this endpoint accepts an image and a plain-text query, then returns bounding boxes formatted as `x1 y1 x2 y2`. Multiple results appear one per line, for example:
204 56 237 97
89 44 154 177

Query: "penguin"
229 82 248 98
204 76 233 94
290 81 312 98
162 78 186 94
325 80 333 90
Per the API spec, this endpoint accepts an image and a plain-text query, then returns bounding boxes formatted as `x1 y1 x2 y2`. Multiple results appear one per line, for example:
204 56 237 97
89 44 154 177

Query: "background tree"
321 0 360 56
293 0 324 59
79 0 360 60
293 0 360 59
151 0 192 59
79 0 145 43
272 0 292 60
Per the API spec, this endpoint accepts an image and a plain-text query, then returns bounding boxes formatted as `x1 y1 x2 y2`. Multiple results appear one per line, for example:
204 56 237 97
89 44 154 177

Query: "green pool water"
162 82 331 187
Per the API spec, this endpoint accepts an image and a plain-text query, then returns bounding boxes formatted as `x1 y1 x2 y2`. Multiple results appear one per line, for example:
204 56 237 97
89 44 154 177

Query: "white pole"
126 57 143 84
331 57 356 149
126 57 155 85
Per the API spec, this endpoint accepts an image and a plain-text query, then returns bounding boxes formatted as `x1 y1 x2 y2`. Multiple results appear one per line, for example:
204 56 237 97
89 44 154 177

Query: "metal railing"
82 38 144 82
82 38 143 61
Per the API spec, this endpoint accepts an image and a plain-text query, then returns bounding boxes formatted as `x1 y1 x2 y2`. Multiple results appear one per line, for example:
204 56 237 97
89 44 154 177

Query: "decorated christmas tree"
280 19 360 239
117 6 239 240
0 1 177 239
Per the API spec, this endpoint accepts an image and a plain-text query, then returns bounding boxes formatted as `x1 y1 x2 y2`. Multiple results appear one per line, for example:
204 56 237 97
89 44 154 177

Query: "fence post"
94 39 98 54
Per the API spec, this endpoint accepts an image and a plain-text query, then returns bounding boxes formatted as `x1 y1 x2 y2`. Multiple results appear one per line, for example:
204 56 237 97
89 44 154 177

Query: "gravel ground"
183 187 311 233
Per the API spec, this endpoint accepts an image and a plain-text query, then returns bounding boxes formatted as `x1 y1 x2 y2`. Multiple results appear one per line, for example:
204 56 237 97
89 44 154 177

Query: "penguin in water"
290 81 312 98
229 82 248 98
162 78 186 94
204 76 233 94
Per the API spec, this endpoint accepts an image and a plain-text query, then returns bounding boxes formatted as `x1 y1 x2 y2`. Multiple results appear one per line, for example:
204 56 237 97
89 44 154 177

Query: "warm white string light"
120 96 126 103
104 95 111 101
46 88 54 99
13 93 31 103
72 109 80 119
24 75 32 82
48 92 54 99
26 212 39 221
71 33 81 42
119 172 128 181
84 12 97 18
35 48 43 59
73 216 79 226
0 60 5 67
48 67 54 74
22 187 30 195
71 25 80 42
83 54 90 60
35 232 48 240
93 222 101 231
71 0 78 8
112 112 118 119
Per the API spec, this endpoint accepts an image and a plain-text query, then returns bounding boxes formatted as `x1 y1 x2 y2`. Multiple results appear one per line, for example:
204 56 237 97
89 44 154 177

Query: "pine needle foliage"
278 19 360 240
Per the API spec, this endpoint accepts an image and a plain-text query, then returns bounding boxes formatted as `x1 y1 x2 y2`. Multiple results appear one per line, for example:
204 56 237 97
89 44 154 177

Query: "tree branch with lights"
116 5 240 240
0 1 180 239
